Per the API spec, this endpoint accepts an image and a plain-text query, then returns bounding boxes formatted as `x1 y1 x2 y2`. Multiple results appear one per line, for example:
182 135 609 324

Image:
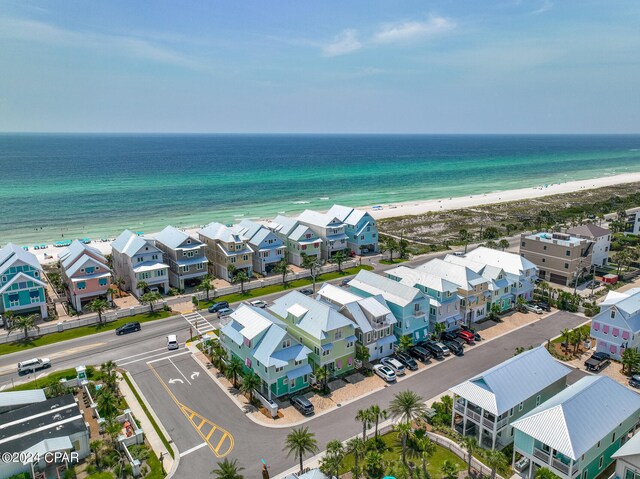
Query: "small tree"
398 238 410 259
301 253 322 293
397 335 413 353
380 236 399 261
211 458 245 479
369 404 387 439
196 274 215 301
330 249 348 273
225 357 243 388
7 313 40 340
462 436 478 474
498 239 510 251
488 303 502 321
458 229 471 254
319 440 344 479
284 427 318 474
364 450 385 479
88 298 110 324
536 467 562 479
136 281 149 294
346 437 366 479
355 344 370 368
621 348 640 376
395 421 412 466
140 291 162 312
486 449 507 479
441 459 459 479
313 365 329 392
240 370 261 403
232 270 250 294
355 408 373 441
273 258 292 285
434 322 446 339
389 390 427 425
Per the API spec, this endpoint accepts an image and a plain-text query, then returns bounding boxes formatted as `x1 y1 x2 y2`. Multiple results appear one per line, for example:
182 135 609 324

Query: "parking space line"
146 350 190 364
169 357 191 385
120 349 186 366
116 346 168 362
179 442 207 458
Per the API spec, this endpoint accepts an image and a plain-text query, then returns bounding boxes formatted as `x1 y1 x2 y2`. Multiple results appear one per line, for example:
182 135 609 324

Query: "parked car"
524 303 544 314
443 340 464 356
440 331 460 342
116 322 141 335
460 325 482 341
208 301 230 313
409 346 433 363
419 340 450 359
217 307 234 318
394 352 418 371
535 301 551 312
341 278 350 287
299 288 314 296
585 352 611 372
291 396 315 416
380 357 406 376
250 300 267 309
456 330 477 344
373 364 396 382
630 375 640 389
17 358 51 374
515 457 530 473
166 334 179 350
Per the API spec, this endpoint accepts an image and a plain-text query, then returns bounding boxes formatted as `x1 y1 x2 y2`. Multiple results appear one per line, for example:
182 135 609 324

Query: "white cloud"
530 0 553 15
373 15 455 44
322 29 362 57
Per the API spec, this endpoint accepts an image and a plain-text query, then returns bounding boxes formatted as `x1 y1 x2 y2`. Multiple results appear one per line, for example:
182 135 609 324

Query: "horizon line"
1 131 640 136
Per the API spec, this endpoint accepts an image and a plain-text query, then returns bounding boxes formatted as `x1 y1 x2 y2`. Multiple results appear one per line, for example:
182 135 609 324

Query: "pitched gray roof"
416 258 489 291
155 226 201 249
613 429 640 458
112 230 160 257
464 247 537 277
327 205 367 226
386 265 458 293
271 215 300 236
0 243 42 272
298 210 343 228
199 222 243 243
567 224 611 239
349 269 422 307
59 240 106 269
598 288 640 333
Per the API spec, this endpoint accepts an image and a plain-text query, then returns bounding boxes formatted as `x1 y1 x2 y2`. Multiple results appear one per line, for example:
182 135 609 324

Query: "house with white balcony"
297 210 349 260
111 230 170 297
153 226 208 290
450 346 571 450
265 215 322 266
198 222 254 280
611 432 640 479
236 220 285 275
326 205 379 254
316 283 397 360
567 224 612 267
0 243 48 321
513 376 640 479
590 288 640 360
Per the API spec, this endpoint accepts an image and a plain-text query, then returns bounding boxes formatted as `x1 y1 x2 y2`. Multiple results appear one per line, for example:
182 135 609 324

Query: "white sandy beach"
34 172 640 265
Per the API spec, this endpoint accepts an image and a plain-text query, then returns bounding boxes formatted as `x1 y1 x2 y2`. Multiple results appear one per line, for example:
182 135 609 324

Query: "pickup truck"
584 352 611 372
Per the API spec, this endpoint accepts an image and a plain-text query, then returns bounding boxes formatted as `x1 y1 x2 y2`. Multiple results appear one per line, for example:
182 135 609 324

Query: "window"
275 366 284 372
521 241 525 247
77 281 86 290
612 432 616 443
181 266 189 273
322 348 330 357
137 257 144 263
282 339 291 348
542 258 546 263
583 470 588 479
314 347 319 355
414 303 420 312
294 359 302 366
196 263 204 270
509 408 513 417
597 441 601 448
243 255 249 261
599 456 604 469
283 377 288 385
152 254 158 260
346 340 354 348
303 374 308 383
535 395 541 406
543 245 547 250
430 306 436 315
518 402 523 411
611 310 616 319
564 263 569 269
99 278 108 286
335 330 342 340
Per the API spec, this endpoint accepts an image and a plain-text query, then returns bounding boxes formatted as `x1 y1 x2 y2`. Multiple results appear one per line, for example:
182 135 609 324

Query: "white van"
18 358 51 374
167 335 179 350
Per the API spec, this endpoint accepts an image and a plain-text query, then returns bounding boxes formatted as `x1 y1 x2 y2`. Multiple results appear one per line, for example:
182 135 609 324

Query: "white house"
567 224 611 267
297 210 349 260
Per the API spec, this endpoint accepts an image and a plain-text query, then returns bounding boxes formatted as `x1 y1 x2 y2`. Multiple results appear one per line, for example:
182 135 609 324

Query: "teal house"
269 291 357 380
327 205 379 254
219 304 312 399
513 376 640 479
0 243 48 323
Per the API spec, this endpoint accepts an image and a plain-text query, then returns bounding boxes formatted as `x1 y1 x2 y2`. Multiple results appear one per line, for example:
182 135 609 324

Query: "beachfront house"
348 269 430 343
415 258 491 324
567 224 612 267
268 291 357 379
0 243 48 322
327 205 379 254
297 210 349 260
198 222 254 280
59 240 111 312
111 230 170 297
219 304 312 399
450 346 571 450
265 215 322 266
624 207 640 236
153 226 208 290
512 376 640 479
611 431 640 479
590 288 640 360
316 283 397 361
236 219 285 275
464 246 538 304
519 232 593 286
385 265 463 331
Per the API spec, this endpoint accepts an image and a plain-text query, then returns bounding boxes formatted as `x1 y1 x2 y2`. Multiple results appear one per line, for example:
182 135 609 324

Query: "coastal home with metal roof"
264 215 322 266
416 258 491 324
386 265 462 332
327 205 379 254
219 304 312 399
512 376 640 479
611 430 640 479
463 246 538 304
450 346 571 450
198 222 254 280
268 291 356 379
590 288 640 360
236 219 285 275
111 230 169 297
316 283 397 361
348 269 430 343
153 226 208 290
59 240 111 312
0 243 48 322
567 223 612 267
297 210 349 260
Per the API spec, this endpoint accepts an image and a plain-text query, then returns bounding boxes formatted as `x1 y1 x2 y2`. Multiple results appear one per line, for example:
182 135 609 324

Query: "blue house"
327 205 379 254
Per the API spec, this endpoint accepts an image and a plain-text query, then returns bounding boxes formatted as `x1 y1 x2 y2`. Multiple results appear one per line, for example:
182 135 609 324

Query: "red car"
456 330 476 344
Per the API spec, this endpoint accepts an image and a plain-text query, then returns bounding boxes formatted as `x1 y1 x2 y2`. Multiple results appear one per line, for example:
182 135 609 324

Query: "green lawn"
199 265 374 307
0 311 172 357
379 258 408 265
7 365 104 391
85 473 115 479
551 324 591 344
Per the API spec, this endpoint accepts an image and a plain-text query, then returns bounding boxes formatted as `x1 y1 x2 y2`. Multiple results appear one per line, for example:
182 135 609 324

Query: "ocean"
1 134 640 245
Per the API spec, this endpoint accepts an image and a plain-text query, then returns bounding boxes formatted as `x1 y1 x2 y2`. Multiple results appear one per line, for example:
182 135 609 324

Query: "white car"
373 364 396 382
524 304 543 314
250 300 267 309
17 358 51 374
380 357 406 376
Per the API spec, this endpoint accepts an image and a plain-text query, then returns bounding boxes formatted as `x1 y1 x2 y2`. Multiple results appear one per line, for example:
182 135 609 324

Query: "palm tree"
330 249 349 273
369 404 387 439
434 322 446 339
355 344 370 368
101 360 118 391
212 343 228 373
498 239 510 251
1 309 14 329
441 459 458 479
113 276 125 295
486 449 507 479
409 430 436 479
301 253 322 293
458 229 471 254
225 357 243 389
88 298 110 324
90 439 103 469
397 335 413 353
389 390 427 425
273 258 292 285
140 291 162 312
240 370 261 403
314 365 329 392
136 281 149 294
197 274 215 300
570 329 582 354
284 426 319 474
560 328 571 351
380 235 399 261
356 408 373 441
211 458 245 479
535 467 561 479
105 418 122 448
488 303 501 321
233 270 250 294
346 437 366 479
45 380 68 399
7 313 40 339
621 348 640 376
364 450 385 479
515 296 527 312
394 421 412 466
319 440 344 479
97 386 119 419
462 436 478 474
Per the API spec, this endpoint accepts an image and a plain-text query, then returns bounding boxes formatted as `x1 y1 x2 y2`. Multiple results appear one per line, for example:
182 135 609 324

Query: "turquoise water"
1 134 640 245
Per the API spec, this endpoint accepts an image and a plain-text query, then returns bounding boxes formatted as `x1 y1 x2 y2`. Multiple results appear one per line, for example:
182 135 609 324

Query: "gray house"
237 219 285 275
153 226 208 289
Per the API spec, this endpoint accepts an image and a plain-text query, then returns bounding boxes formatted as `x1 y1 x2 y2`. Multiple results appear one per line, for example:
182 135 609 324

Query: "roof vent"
50 404 59 410
53 413 62 421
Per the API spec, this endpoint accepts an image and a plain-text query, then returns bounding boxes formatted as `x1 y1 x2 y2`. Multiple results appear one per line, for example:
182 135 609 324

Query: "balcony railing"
533 448 550 463
482 417 495 428
467 410 481 424
454 402 465 414
553 459 570 476
496 417 509 430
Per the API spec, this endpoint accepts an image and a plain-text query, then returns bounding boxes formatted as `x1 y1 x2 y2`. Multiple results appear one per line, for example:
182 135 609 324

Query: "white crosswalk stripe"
181 311 216 335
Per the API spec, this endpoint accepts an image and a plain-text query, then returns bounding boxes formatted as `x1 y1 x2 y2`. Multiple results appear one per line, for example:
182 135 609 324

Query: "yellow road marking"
149 364 234 458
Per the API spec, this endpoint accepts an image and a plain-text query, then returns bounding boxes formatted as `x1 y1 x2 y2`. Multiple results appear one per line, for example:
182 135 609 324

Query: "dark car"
630 375 640 389
534 302 551 312
419 340 449 359
394 352 418 371
461 325 482 341
440 331 459 342
291 396 314 416
116 322 141 335
443 340 464 356
585 352 611 372
299 288 314 296
208 301 230 313
409 346 433 363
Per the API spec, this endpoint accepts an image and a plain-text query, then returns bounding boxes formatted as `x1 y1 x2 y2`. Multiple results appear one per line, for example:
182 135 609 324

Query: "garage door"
549 273 568 285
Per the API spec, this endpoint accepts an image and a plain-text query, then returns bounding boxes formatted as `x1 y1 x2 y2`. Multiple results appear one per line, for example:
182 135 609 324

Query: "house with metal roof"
268 291 356 379
220 304 312 399
567 224 611 267
513 376 640 479
111 230 169 297
450 346 571 450
0 389 46 414
198 222 254 280
316 283 397 361
236 220 285 275
297 210 349 260
153 226 208 289
347 269 430 343
58 240 112 312
285 469 330 479
416 258 491 324
612 430 640 479
0 243 48 322
327 205 379 254
590 288 640 360
264 215 322 266
386 265 462 332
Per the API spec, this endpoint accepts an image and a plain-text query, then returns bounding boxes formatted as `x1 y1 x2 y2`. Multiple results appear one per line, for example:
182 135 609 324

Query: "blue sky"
0 0 638 133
